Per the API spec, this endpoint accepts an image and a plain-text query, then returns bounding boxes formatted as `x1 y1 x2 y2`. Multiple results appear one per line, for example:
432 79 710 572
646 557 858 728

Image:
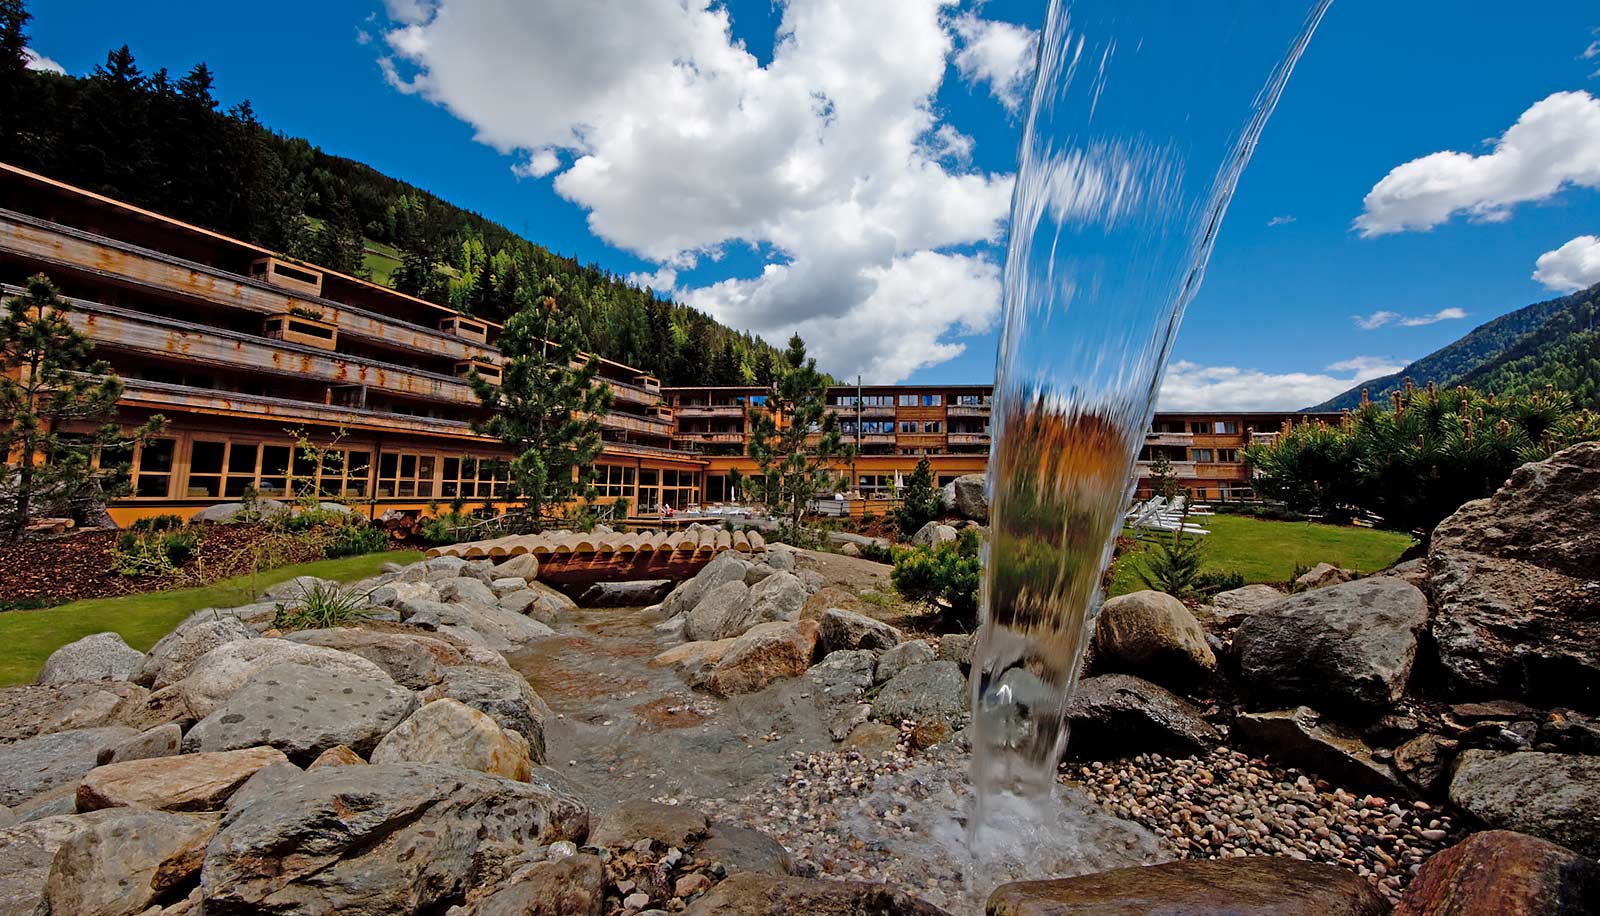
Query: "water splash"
971 0 1333 826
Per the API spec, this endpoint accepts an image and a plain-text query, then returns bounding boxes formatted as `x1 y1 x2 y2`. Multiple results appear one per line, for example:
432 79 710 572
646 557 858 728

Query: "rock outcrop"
370 698 533 780
819 607 903 653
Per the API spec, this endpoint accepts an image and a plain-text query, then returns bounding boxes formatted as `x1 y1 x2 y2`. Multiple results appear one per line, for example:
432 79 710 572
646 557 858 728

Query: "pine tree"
894 457 943 537
0 0 33 154
471 276 612 526
0 275 164 538
748 334 853 526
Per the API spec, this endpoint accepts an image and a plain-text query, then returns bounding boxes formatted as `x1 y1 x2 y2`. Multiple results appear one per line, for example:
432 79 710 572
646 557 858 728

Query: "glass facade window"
898 394 919 406
132 438 176 498
593 464 636 499
1214 421 1239 434
921 394 943 406
898 421 918 433
861 395 894 407
922 420 942 433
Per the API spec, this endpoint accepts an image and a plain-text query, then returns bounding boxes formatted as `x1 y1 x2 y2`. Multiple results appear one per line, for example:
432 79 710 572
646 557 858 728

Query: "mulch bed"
0 523 330 605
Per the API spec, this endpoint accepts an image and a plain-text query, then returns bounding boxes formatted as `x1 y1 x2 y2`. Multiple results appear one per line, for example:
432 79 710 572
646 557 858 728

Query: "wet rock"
912 522 957 546
871 659 966 727
135 616 256 688
106 722 182 763
1429 442 1600 709
180 638 393 718
874 640 935 685
1395 829 1600 916
495 552 540 582
183 661 417 763
841 721 902 755
1233 707 1406 796
0 682 150 742
36 632 144 685
579 579 673 608
1295 562 1354 591
283 627 467 689
951 474 988 522
1207 584 1286 624
1065 673 1221 759
705 620 821 696
589 800 709 848
1450 699 1539 722
1539 709 1600 755
76 746 291 812
1449 750 1600 858
470 853 606 916
1393 733 1458 796
662 552 753 620
201 763 588 915
683 580 753 642
1234 577 1429 714
986 856 1387 916
651 639 737 688
308 744 365 769
421 664 549 762
806 650 877 701
0 725 137 806
819 608 902 653
699 822 796 876
686 872 949 915
1092 590 1216 682
38 808 217 916
937 633 973 668
371 698 532 781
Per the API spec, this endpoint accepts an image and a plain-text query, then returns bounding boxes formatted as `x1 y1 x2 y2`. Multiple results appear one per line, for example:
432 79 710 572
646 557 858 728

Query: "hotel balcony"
601 411 674 438
0 208 497 366
857 406 895 419
945 404 991 417
674 404 745 418
1146 431 1196 447
1134 459 1199 478
859 433 895 445
673 432 746 445
606 378 661 408
947 432 991 446
117 378 484 441
896 433 946 449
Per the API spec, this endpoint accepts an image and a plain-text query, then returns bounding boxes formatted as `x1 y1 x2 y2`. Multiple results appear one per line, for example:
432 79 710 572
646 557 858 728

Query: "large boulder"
1206 584 1286 625
911 521 957 547
1294 562 1354 591
494 552 540 582
283 627 467 689
371 699 532 781
1449 750 1600 858
806 650 877 701
651 639 737 688
0 682 149 742
987 857 1387 916
183 662 418 763
951 474 988 522
1233 707 1405 796
871 659 966 727
135 616 256 688
1233 577 1429 714
438 576 498 607
399 600 556 652
1092 590 1216 682
819 607 903 653
662 552 752 620
740 571 808 631
200 763 588 915
874 640 935 685
470 853 606 916
0 725 137 806
1065 673 1221 759
37 808 217 916
36 632 143 685
180 638 393 718
685 872 949 915
1395 829 1600 916
76 746 291 813
0 811 135 916
705 620 821 696
1429 442 1600 709
683 580 753 642
421 664 549 762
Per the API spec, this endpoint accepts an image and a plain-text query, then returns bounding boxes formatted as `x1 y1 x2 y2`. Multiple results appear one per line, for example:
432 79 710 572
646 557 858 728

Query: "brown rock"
986 856 1387 915
705 620 820 696
685 872 949 914
651 638 737 687
40 808 218 916
1393 733 1458 796
677 873 713 897
106 722 182 763
1092 590 1216 682
307 745 366 770
840 721 902 755
283 627 469 689
472 853 605 916
1295 562 1354 590
589 800 709 848
1395 829 1600 916
0 682 151 742
76 746 292 812
370 698 532 781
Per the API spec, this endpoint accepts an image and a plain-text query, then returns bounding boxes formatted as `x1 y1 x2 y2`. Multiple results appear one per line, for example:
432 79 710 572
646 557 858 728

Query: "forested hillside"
1312 282 1600 412
0 1 790 386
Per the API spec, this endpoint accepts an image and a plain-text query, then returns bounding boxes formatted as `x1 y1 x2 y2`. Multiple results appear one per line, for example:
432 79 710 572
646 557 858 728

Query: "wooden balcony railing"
674 405 744 418
116 378 486 441
945 405 991 417
947 433 991 445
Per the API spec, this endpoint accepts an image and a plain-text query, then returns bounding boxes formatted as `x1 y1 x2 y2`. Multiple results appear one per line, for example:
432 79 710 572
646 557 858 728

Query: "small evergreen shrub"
894 458 943 538
891 527 981 627
1137 528 1205 597
324 522 388 558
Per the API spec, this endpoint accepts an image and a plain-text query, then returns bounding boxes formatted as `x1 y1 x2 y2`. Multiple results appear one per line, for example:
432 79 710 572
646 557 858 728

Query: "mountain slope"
1311 283 1600 411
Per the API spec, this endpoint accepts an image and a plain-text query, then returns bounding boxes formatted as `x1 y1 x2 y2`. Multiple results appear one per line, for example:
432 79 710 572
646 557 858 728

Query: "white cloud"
1159 356 1407 412
1533 234 1600 291
1355 91 1600 236
376 0 1015 381
22 48 65 75
1267 214 1296 227
626 266 679 294
1352 307 1468 329
951 12 1039 113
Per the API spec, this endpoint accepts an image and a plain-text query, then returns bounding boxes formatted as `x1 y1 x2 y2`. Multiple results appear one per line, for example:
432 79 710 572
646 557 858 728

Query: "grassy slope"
0 550 421 686
1109 515 1414 597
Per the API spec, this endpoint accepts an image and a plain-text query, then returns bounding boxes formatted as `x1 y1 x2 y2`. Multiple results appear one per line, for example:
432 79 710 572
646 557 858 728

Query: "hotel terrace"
0 163 1328 525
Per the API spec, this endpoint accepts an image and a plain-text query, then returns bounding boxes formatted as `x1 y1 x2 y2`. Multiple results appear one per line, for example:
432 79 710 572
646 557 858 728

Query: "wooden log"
747 529 765 550
714 528 732 552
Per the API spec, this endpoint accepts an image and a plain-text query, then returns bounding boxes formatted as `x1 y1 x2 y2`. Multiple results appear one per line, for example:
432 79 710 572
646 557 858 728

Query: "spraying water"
971 0 1333 826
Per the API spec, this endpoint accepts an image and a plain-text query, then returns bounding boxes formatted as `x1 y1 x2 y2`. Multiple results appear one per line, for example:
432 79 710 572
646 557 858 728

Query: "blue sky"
23 1 1600 407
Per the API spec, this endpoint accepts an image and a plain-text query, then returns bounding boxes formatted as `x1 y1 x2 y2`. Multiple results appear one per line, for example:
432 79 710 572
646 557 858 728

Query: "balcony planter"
263 312 338 350
455 359 502 386
248 257 323 297
439 315 489 344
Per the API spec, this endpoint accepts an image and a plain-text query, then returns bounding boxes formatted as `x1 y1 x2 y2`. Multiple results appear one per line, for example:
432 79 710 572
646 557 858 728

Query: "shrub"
114 526 202 576
127 513 185 534
892 527 981 627
894 458 943 537
271 581 370 631
1136 528 1205 597
419 511 474 546
324 522 388 558
282 508 348 532
1194 569 1246 597
859 541 894 564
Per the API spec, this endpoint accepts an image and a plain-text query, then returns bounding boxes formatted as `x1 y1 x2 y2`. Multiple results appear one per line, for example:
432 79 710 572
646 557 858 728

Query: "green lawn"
1109 515 1414 597
0 550 421 686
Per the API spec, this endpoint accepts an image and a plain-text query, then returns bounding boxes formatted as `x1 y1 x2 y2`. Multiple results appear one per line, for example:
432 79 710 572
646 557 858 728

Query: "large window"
922 421 942 433
955 394 986 406
440 456 507 501
898 394 919 406
376 451 436 499
131 439 176 498
861 395 893 407
898 421 918 433
186 439 369 500
921 394 943 406
593 464 636 500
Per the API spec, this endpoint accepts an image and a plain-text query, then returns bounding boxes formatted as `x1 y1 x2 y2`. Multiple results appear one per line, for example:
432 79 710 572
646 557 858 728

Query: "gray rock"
578 580 673 608
705 620 822 696
421 664 549 763
685 872 950 915
798 570 824 594
1382 557 1428 588
1208 584 1287 623
661 551 752 620
189 498 288 523
9 785 77 823
0 725 136 806
283 627 468 689
1429 442 1600 708
912 521 958 547
762 547 797 572
135 615 256 689
0 682 150 742
951 474 988 522
107 721 183 763
181 638 394 718
697 822 796 876
184 662 418 763
1234 577 1429 714
402 601 557 652
424 555 469 578
830 704 873 742
1233 707 1406 796
838 542 863 558
819 607 903 654
987 857 1386 916
683 580 753 642
874 640 935 685
589 800 708 848
36 632 144 685
489 576 527 597
201 763 589 915
0 811 136 916
369 580 440 608
936 633 973 668
872 659 966 726
806 650 877 701
1065 673 1221 759
370 699 532 781
260 575 341 604
439 577 498 607
1092 590 1216 683
1294 562 1354 590
739 571 807 630
1449 750 1600 858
